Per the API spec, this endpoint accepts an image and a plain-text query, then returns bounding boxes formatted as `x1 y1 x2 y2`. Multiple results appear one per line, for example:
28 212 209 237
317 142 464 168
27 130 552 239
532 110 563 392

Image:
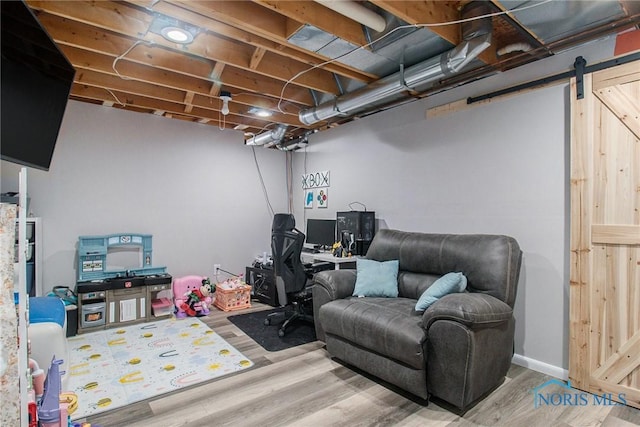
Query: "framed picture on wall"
304 190 314 209
317 189 328 208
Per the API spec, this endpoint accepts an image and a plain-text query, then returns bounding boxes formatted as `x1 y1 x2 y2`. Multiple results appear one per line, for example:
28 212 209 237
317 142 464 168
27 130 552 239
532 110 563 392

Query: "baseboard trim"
512 354 568 380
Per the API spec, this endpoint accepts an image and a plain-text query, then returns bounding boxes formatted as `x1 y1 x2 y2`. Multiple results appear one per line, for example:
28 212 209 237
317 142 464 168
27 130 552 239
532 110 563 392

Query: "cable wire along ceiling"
23 0 640 149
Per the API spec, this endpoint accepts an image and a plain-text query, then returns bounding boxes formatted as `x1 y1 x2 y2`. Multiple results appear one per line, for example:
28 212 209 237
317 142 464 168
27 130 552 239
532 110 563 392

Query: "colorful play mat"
65 317 253 420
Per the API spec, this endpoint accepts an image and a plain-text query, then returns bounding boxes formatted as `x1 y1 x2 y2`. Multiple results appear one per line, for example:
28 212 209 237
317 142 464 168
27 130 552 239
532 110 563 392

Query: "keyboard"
302 247 321 254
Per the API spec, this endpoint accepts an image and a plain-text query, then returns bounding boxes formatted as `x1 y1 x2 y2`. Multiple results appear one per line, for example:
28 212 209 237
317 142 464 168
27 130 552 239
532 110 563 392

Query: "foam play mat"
65 318 253 420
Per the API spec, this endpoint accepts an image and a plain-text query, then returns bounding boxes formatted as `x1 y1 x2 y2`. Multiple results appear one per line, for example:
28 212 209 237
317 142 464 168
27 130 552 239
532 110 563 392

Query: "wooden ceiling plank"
169 0 290 38
71 51 304 120
371 0 496 64
371 0 461 45
184 91 195 113
210 62 226 80
71 83 306 130
36 12 315 105
120 46 312 105
254 0 368 48
61 45 212 96
209 61 225 97
199 92 300 117
34 9 339 95
35 0 375 87
209 83 222 98
26 0 150 37
285 18 305 40
250 47 267 70
74 69 187 103
73 69 306 128
184 33 339 94
164 0 376 82
491 0 545 46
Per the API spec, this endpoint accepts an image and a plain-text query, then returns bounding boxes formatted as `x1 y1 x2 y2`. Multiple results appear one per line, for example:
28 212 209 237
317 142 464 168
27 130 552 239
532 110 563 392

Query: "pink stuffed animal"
173 276 213 318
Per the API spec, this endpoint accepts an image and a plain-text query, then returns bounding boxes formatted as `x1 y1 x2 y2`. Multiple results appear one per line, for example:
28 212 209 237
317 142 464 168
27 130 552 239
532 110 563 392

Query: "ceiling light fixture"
150 14 199 45
248 107 273 117
161 26 193 44
220 91 232 116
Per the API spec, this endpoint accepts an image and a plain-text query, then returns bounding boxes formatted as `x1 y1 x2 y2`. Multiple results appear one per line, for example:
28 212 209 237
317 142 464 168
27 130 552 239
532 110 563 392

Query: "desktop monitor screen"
305 219 336 248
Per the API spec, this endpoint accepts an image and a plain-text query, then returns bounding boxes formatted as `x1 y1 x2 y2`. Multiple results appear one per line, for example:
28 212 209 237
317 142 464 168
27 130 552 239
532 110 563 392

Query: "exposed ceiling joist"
15 0 639 144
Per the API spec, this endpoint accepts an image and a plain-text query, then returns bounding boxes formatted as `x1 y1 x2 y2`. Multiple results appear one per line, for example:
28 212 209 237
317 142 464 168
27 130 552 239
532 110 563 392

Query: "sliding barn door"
570 60 640 408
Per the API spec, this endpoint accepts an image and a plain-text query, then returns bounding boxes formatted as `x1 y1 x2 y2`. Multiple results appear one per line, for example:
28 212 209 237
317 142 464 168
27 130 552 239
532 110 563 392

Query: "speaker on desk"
337 211 375 256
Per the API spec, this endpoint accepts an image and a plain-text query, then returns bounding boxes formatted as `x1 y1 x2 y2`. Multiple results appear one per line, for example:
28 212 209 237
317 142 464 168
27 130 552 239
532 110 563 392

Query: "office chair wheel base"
264 318 271 326
278 329 285 338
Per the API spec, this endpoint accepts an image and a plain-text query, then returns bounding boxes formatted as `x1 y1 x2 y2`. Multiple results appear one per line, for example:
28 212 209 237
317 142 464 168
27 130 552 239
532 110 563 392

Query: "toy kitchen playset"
75 233 173 334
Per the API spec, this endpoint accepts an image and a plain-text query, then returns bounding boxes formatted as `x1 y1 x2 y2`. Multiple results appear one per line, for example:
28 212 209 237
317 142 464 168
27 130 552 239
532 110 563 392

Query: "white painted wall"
1 101 287 291
293 84 568 374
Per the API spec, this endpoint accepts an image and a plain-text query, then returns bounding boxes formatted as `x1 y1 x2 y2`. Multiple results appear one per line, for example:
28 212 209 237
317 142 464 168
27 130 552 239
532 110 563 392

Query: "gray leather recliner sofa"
313 229 522 411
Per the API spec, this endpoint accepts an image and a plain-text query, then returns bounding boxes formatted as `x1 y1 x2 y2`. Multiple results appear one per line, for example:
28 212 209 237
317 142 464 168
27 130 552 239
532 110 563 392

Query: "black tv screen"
1 1 75 171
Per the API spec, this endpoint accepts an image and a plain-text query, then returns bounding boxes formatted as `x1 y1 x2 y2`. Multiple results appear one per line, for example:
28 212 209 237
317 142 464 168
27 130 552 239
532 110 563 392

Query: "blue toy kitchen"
75 233 172 334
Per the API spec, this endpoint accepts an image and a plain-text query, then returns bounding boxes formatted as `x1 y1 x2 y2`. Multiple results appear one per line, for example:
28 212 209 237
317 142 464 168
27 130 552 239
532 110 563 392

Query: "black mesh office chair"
264 213 314 337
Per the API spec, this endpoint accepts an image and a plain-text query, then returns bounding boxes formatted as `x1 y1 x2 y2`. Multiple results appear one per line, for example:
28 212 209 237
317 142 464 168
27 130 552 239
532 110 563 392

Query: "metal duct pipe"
314 0 386 33
299 2 493 126
245 125 287 146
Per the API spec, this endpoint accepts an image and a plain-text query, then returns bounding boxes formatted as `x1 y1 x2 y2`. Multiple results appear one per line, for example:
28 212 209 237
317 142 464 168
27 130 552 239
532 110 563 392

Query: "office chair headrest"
272 213 295 233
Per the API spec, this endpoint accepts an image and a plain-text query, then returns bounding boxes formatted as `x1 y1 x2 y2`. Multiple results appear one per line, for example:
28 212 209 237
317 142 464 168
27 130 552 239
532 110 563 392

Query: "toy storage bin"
214 283 251 312
151 297 173 317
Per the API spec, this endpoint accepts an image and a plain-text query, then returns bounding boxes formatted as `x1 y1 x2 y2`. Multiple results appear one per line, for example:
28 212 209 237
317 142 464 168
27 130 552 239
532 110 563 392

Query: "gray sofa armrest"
312 269 357 342
421 293 513 330
313 269 357 301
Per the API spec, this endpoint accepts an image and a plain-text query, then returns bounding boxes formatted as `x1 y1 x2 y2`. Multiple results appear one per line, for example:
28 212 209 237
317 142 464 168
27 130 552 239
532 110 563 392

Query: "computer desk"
301 250 359 270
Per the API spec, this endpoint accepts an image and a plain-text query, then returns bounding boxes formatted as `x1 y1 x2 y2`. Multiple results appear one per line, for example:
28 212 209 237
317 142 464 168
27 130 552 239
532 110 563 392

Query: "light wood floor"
80 303 640 427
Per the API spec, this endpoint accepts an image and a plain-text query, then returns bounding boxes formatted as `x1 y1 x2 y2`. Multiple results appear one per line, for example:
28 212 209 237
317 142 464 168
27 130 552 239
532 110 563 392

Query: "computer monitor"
305 219 336 249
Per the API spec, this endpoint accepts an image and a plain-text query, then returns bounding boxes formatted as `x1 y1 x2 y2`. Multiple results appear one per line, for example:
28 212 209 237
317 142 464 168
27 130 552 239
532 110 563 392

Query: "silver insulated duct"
299 2 493 126
245 125 288 147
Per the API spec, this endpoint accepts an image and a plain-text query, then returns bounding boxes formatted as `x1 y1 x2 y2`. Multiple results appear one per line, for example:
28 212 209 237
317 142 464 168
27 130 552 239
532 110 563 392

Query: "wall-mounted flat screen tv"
1 0 75 171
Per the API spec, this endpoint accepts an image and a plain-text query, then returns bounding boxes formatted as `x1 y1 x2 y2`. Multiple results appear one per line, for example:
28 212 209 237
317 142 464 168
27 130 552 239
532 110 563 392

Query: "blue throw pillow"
415 272 467 312
352 258 399 298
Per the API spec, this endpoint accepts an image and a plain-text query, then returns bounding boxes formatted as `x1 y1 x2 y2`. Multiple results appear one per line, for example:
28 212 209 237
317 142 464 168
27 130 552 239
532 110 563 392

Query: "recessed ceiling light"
248 107 273 117
160 26 194 44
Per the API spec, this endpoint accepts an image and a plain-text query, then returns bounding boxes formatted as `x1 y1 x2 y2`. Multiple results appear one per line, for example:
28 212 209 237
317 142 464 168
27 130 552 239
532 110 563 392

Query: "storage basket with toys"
214 275 251 312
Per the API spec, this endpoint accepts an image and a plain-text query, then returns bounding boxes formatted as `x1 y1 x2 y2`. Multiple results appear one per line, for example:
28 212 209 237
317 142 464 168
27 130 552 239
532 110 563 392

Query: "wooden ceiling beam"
250 47 267 70
371 0 496 64
71 83 303 132
26 0 150 37
165 1 377 81
74 69 187 104
36 13 314 106
209 62 226 97
371 1 460 44
71 72 308 129
129 0 376 83
183 91 195 113
63 45 306 116
254 0 369 48
30 6 340 95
